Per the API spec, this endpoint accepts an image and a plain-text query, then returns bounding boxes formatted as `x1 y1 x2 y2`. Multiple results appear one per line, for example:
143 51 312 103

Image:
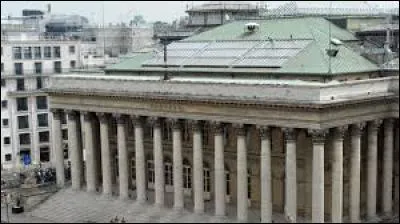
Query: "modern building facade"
45 17 399 223
0 32 89 170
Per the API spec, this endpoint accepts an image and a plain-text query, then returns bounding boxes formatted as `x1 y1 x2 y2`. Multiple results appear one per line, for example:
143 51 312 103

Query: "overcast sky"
1 1 399 24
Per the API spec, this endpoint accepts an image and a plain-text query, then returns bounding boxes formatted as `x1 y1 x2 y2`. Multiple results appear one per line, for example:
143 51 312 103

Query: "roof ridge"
305 18 330 73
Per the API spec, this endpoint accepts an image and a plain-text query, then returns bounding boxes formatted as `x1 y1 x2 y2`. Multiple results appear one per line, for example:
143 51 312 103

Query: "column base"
194 208 204 214
380 212 394 221
365 215 381 223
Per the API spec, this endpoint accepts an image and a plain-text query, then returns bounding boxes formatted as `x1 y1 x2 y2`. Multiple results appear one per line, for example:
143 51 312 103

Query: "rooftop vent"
330 38 343 46
244 22 260 33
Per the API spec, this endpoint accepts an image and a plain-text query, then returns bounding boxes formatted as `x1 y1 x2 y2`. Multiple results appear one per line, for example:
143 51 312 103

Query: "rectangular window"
44 46 51 58
19 133 31 145
14 62 23 75
62 129 68 140
23 47 32 59
70 60 76 69
36 96 47 110
34 47 41 59
1 63 3 72
53 46 61 58
1 100 7 109
4 137 10 145
69 46 75 54
39 131 49 143
34 62 42 74
36 77 43 89
54 61 62 73
2 119 9 127
40 147 50 162
18 116 29 129
37 113 48 127
1 79 5 87
61 112 67 125
12 47 22 59
16 97 28 111
16 78 25 91
5 154 12 161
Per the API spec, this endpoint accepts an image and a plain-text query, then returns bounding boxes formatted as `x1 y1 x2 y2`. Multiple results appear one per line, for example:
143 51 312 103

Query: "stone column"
382 118 394 216
116 114 129 200
150 117 164 206
331 126 347 223
213 121 226 216
235 124 248 222
84 112 96 193
283 128 297 223
350 123 365 223
132 116 146 203
97 113 112 197
51 109 65 188
259 126 272 223
192 120 204 213
169 118 184 210
67 110 81 190
309 129 328 223
367 120 381 220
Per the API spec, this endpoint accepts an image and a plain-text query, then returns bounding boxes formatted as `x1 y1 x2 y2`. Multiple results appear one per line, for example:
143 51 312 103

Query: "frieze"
48 89 398 113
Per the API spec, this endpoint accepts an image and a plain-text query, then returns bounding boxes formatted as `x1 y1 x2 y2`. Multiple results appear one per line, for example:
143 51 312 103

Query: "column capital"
166 118 181 130
82 111 94 122
113 113 128 125
384 118 395 128
51 108 63 120
211 121 224 135
131 115 145 127
351 122 367 137
368 119 382 132
308 129 329 144
334 125 348 140
189 120 202 132
65 110 78 120
148 116 161 128
233 123 246 136
282 127 296 141
96 112 110 123
257 126 270 140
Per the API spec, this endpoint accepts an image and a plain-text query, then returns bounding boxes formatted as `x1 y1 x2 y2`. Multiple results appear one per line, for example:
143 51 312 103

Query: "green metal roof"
106 17 379 75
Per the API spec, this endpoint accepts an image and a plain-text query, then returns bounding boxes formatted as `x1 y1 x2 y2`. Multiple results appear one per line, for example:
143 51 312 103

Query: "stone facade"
47 74 399 223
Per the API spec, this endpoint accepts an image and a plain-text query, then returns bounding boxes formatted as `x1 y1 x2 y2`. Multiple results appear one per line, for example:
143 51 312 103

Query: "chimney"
47 4 51 14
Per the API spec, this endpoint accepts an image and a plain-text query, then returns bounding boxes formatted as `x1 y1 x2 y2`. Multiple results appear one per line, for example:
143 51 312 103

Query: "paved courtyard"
27 187 300 223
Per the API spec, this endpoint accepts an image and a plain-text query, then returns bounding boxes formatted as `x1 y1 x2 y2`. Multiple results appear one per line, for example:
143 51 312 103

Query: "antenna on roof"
328 1 332 75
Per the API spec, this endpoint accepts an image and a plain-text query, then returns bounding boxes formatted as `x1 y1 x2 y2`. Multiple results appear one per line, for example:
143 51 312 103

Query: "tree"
130 15 146 27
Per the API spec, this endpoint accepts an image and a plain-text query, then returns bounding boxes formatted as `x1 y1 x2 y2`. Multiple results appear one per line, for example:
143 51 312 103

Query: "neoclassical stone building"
46 17 399 223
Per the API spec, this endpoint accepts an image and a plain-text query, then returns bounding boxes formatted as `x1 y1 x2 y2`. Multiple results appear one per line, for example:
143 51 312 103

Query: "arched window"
183 158 192 189
164 156 173 186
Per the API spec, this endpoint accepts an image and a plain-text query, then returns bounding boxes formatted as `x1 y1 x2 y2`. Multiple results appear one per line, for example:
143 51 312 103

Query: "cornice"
46 88 398 112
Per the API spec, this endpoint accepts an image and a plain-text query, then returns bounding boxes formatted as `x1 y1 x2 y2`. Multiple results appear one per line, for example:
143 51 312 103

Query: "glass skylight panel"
233 58 287 67
258 40 312 49
156 50 197 57
198 49 248 57
186 58 235 67
246 48 300 58
206 41 259 49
